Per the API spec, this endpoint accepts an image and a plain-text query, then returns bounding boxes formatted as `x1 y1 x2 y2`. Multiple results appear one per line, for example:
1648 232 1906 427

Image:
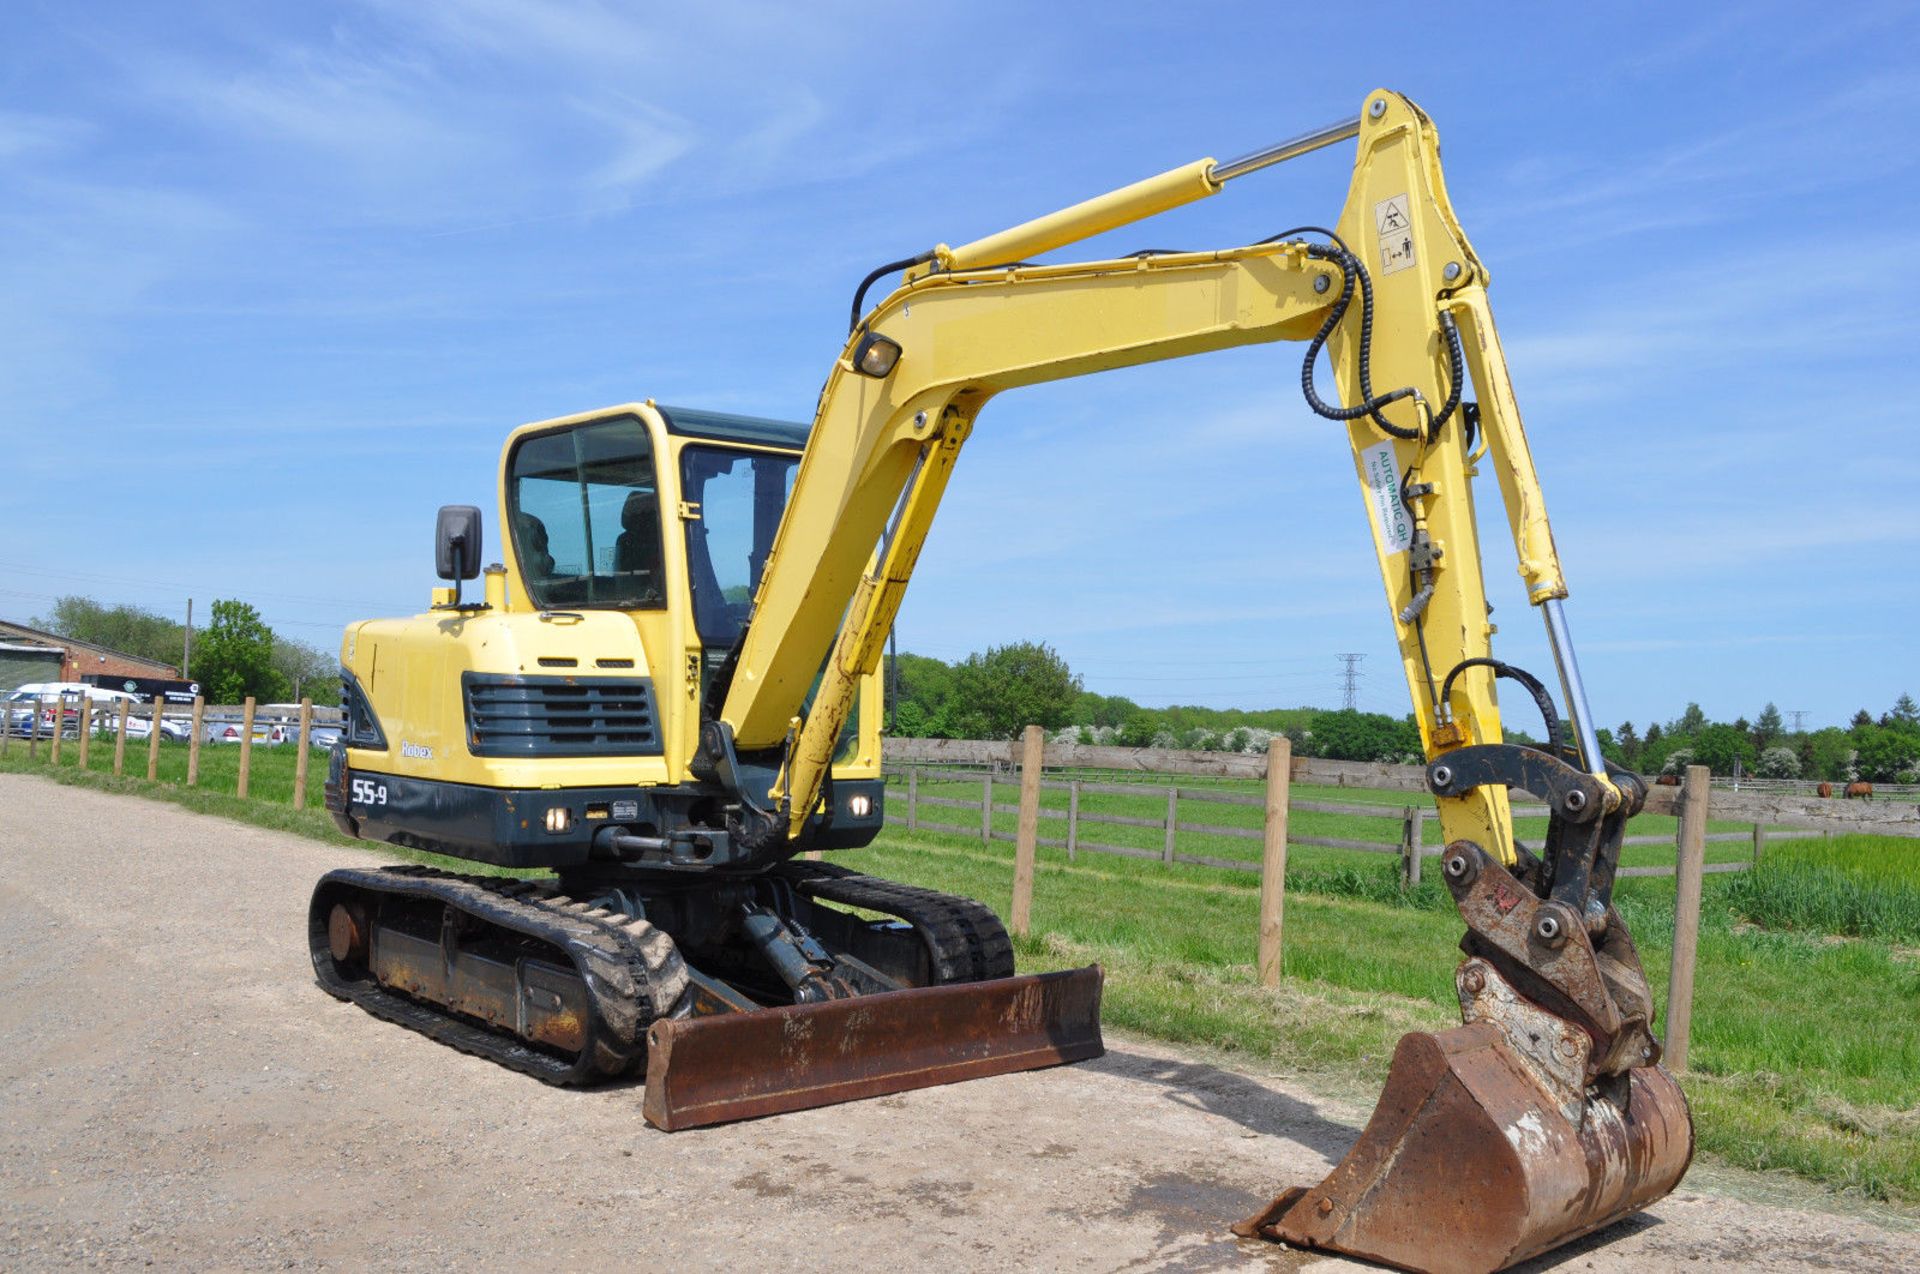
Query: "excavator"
312 90 1691 1272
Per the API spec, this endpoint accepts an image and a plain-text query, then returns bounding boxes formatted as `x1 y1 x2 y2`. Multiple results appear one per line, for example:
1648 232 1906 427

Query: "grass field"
6 737 1918 1203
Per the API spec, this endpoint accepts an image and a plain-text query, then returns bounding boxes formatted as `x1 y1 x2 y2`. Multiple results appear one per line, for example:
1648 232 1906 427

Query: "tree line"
1601 696 1920 783
889 642 1421 763
33 596 335 704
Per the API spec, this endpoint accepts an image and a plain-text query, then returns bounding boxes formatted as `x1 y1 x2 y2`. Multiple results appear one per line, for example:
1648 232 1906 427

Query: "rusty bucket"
643 966 1104 1131
1235 1020 1693 1274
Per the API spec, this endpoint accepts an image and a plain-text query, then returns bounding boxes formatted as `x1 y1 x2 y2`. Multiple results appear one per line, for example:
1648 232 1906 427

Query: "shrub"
1755 746 1800 779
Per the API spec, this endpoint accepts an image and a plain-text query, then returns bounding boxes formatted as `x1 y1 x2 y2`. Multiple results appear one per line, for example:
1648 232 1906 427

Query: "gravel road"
2 771 1915 1271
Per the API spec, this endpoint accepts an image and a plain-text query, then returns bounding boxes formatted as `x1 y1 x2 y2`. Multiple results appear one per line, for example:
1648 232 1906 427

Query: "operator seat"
613 489 661 600
515 513 556 582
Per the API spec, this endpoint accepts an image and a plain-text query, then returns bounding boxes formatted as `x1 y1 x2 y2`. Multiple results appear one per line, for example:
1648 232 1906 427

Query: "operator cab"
501 406 802 656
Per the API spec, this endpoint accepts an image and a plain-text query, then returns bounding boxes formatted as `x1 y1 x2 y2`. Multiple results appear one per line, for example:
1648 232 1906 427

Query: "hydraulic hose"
1439 657 1563 750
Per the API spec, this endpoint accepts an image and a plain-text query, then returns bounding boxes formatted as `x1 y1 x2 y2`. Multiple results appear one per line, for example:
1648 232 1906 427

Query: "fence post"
77 697 93 769
293 697 314 810
50 693 68 766
1160 787 1178 864
238 697 257 798
2 695 11 757
1010 725 1043 939
981 770 993 843
188 697 204 786
907 766 919 832
1067 779 1080 862
1665 764 1710 1073
1399 807 1416 886
113 700 129 775
1409 806 1425 886
146 698 164 781
1751 821 1765 865
1258 736 1293 987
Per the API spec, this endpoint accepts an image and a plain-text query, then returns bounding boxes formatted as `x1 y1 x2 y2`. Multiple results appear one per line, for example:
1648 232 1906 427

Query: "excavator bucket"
1235 1020 1693 1274
642 966 1105 1131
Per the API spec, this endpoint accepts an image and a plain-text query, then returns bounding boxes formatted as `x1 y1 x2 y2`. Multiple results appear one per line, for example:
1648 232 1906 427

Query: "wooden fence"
886 762 1779 885
1716 775 1920 801
3 693 330 809
886 732 1920 1072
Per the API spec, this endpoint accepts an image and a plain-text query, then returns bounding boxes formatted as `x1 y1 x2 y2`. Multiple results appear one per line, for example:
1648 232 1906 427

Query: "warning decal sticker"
1375 193 1415 276
1363 441 1413 554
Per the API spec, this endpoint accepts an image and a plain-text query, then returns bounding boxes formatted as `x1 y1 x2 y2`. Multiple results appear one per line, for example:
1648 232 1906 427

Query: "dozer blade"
1235 1021 1693 1274
642 965 1103 1131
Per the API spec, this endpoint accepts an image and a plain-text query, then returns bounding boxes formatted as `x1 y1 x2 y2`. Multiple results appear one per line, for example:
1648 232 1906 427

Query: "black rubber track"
774 860 1016 984
309 866 687 1085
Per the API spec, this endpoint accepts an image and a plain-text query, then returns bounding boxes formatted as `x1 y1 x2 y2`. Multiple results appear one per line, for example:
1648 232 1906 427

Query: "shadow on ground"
1089 1047 1359 1162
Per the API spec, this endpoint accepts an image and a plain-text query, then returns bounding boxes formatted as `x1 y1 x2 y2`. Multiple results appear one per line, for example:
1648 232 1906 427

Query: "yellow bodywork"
723 90 1586 862
339 404 882 793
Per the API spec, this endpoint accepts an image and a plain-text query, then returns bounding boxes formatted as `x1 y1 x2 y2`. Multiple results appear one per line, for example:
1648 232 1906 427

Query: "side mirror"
435 505 483 582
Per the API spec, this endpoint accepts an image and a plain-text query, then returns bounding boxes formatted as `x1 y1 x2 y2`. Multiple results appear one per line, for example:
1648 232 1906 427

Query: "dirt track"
2 772 1916 1272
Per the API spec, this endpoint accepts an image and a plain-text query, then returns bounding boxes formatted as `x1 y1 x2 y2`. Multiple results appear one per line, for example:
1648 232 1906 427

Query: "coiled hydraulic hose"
1269 227 1464 441
1439 657 1563 748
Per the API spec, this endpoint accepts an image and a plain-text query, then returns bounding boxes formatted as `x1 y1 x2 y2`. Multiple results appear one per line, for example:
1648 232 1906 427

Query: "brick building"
0 619 179 692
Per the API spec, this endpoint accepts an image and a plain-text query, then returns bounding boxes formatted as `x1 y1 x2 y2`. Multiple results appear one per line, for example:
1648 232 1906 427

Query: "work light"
851 331 903 378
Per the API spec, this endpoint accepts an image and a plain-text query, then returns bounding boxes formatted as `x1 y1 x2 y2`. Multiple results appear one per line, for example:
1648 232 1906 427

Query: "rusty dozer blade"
642 965 1104 1131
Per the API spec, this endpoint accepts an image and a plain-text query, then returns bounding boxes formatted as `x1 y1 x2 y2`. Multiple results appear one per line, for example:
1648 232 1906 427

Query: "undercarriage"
309 860 1103 1128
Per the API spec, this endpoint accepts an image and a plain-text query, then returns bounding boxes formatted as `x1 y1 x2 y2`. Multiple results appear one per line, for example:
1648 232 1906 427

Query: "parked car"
204 719 287 747
255 705 345 750
113 710 193 742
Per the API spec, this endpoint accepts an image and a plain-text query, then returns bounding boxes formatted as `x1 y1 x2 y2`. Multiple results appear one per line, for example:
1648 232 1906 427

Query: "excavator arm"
721 92 1565 861
706 90 1690 1272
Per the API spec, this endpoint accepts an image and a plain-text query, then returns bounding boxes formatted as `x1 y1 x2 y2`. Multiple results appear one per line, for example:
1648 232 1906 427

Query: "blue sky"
2 2 1915 731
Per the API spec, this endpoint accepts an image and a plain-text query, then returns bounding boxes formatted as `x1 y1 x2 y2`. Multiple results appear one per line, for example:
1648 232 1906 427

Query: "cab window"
679 445 798 647
507 417 665 610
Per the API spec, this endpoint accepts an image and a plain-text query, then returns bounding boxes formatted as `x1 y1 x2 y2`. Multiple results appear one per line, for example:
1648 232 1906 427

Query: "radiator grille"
462 674 661 757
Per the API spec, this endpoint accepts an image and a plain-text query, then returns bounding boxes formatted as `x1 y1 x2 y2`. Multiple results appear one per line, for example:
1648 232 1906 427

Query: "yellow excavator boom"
723 91 1565 859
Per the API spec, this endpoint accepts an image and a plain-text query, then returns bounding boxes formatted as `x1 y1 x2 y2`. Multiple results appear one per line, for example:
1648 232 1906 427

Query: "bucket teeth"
1236 1022 1692 1274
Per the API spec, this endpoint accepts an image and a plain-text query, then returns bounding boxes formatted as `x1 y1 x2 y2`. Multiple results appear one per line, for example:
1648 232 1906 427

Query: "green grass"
6 738 1918 1203
1725 835 1920 944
